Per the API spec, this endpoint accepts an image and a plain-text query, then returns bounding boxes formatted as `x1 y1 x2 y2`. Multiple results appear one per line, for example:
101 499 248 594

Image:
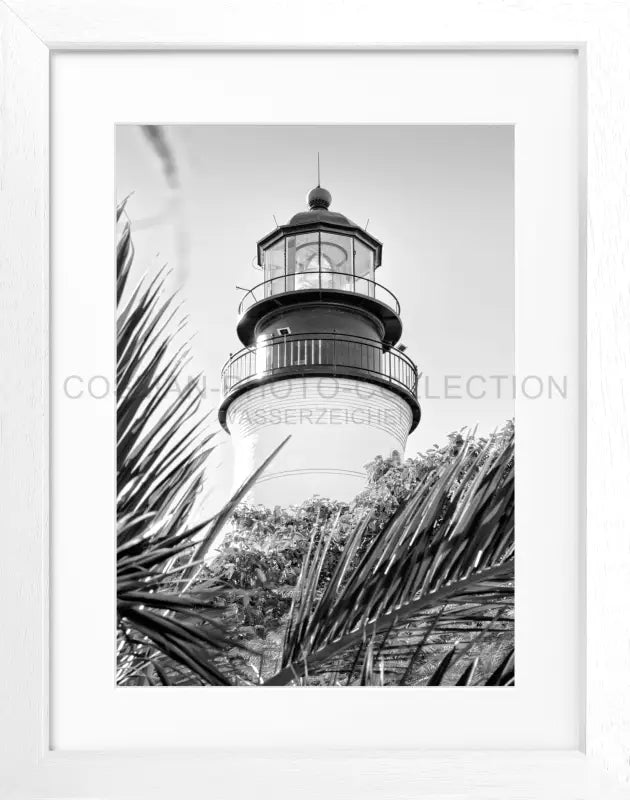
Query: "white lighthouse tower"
219 185 420 505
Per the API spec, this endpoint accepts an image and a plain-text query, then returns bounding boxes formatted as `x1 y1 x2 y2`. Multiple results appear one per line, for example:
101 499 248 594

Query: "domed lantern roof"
287 186 357 228
256 186 383 268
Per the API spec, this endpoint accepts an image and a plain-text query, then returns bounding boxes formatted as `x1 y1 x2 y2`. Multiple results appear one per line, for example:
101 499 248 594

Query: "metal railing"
221 332 417 398
238 271 401 315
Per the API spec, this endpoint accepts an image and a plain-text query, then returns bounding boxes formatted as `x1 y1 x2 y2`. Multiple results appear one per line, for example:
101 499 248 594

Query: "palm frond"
266 431 514 685
116 202 250 685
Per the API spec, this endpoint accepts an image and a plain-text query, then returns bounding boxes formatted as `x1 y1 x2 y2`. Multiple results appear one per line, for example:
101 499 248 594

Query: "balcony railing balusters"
221 332 417 400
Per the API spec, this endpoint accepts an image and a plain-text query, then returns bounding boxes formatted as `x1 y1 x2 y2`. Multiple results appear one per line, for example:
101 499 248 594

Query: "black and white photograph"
116 124 516 687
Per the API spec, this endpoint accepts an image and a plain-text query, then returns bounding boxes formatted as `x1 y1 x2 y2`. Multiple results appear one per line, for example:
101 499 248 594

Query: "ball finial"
307 186 332 210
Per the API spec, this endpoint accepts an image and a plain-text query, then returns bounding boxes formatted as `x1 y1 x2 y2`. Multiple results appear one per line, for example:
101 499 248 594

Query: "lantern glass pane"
264 239 286 296
353 239 375 296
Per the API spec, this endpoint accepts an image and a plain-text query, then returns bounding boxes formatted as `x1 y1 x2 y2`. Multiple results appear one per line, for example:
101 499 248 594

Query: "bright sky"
116 125 514 507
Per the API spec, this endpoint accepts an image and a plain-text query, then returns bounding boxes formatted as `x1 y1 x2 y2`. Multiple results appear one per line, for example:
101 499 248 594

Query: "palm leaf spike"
426 647 457 686
179 434 292 592
455 658 479 686
485 648 515 686
398 606 446 686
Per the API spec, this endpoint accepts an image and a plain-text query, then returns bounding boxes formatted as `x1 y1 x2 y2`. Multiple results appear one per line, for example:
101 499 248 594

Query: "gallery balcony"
238 271 401 315
218 331 420 431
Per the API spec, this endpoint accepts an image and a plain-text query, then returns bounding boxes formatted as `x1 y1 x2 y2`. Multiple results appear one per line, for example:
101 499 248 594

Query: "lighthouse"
218 185 420 506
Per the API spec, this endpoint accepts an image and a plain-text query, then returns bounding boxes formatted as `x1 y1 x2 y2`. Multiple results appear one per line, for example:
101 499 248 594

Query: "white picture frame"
1 2 629 797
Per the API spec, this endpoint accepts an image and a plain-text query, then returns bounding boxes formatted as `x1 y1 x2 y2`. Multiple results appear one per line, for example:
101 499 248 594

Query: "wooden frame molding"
1 1 629 796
